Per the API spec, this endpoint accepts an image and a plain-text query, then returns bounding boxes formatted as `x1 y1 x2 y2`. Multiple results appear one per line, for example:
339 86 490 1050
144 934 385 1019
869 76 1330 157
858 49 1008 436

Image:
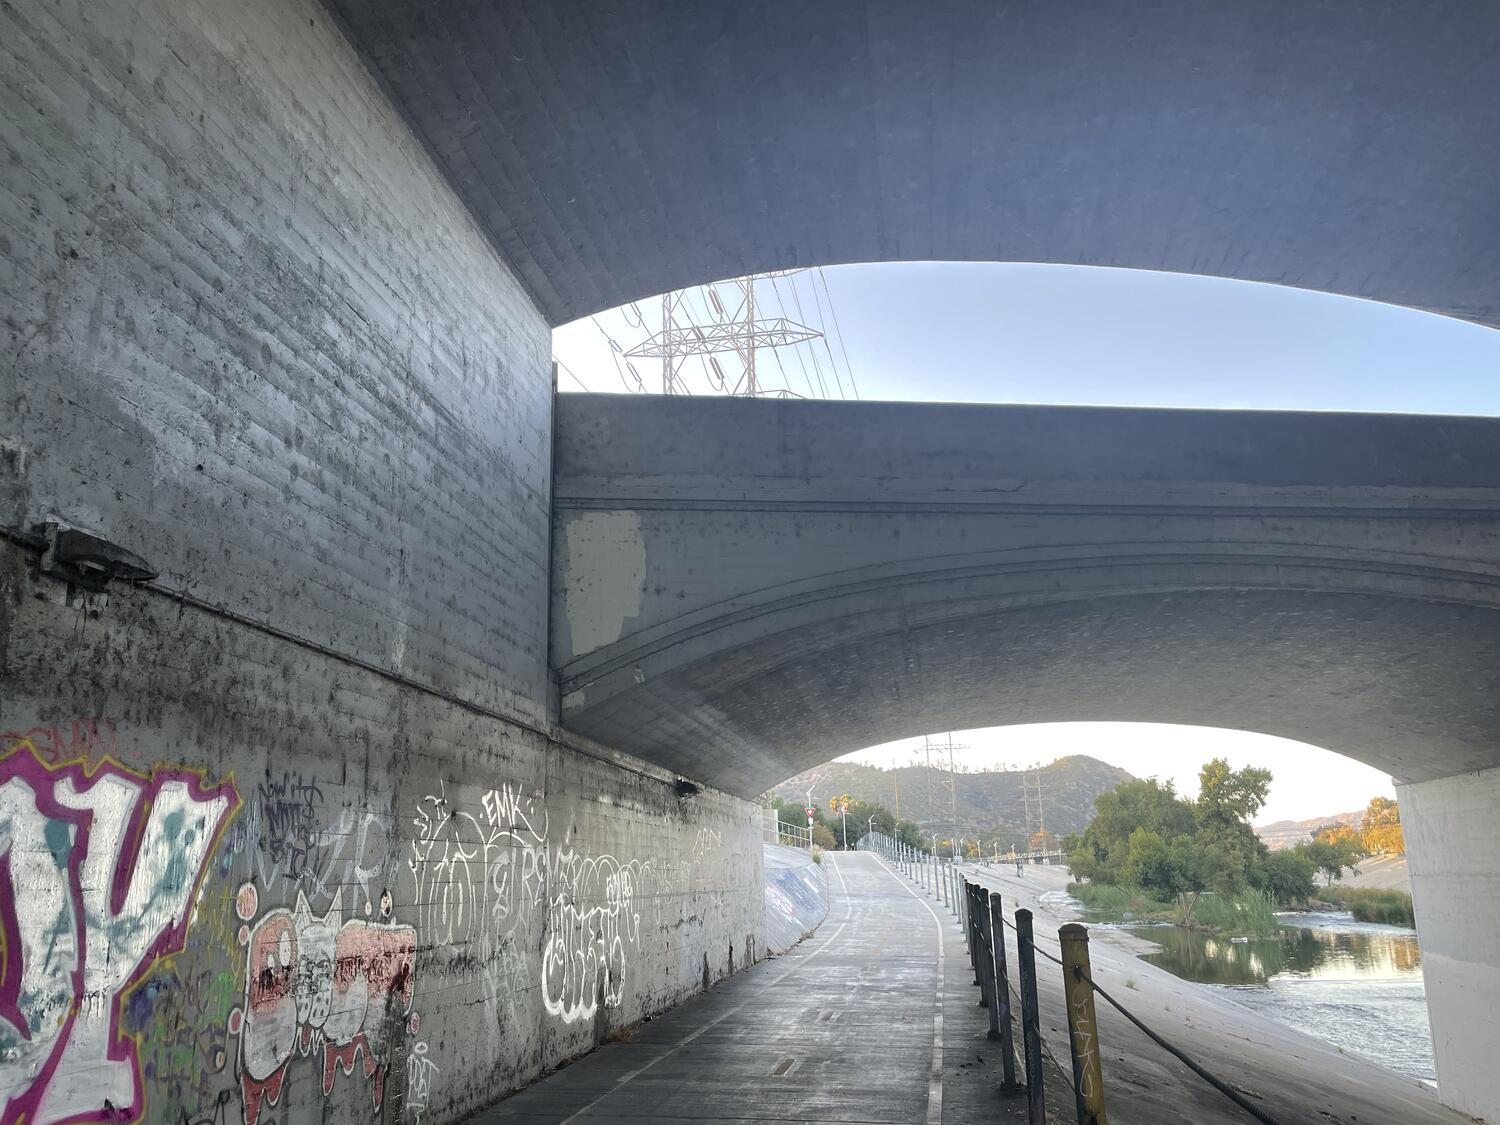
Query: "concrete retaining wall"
1399 767 1500 1123
0 1 764 1124
1 545 764 1125
764 843 830 955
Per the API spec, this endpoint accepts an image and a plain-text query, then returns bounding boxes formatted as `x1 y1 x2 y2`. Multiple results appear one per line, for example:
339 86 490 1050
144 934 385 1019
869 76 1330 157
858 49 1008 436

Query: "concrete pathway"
473 854 1471 1124
473 852 1061 1124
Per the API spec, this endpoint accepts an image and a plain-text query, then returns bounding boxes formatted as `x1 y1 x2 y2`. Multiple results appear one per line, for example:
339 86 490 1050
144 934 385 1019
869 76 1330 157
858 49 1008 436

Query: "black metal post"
1017 908 1046 1124
968 884 985 993
974 885 993 1008
989 892 1020 1089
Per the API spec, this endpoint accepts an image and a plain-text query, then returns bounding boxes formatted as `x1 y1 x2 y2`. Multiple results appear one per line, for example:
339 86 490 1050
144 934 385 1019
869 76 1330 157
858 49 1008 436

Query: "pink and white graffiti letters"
227 888 417 1125
0 744 238 1125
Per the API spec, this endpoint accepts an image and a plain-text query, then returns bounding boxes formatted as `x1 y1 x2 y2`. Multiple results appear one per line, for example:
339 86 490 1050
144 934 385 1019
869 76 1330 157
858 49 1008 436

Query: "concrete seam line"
557 854 857 1124
872 853 946 1125
0 526 689 792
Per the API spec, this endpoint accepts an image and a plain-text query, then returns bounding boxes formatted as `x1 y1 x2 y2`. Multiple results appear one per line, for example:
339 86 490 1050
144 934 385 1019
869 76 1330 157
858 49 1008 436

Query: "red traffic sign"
804 807 816 818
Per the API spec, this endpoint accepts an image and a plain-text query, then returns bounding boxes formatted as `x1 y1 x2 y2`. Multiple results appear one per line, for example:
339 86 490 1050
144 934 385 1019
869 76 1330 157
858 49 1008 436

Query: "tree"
1029 828 1058 854
1195 758 1272 831
829 794 854 847
1300 829 1366 885
1361 796 1405 855
811 822 838 850
1190 759 1273 898
1253 849 1318 905
894 818 927 851
1071 778 1196 884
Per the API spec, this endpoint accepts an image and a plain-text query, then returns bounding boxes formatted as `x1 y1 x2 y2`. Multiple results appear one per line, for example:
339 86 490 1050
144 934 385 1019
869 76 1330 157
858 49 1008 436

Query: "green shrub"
1191 890 1277 936
1067 882 1175 920
1326 886 1414 925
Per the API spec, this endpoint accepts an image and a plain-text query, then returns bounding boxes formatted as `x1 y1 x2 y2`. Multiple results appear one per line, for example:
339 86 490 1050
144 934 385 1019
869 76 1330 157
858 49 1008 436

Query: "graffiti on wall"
0 743 238 1125
226 886 418 1125
407 781 549 959
407 781 727 1027
227 771 401 918
540 852 642 1023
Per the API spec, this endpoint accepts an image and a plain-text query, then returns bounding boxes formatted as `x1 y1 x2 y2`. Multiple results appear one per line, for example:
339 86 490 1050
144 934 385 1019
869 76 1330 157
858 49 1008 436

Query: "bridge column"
1399 765 1500 1122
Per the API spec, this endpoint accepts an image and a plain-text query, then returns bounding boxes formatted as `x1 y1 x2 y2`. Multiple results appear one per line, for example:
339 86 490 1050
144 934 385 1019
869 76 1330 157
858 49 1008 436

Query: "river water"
1126 913 1434 1084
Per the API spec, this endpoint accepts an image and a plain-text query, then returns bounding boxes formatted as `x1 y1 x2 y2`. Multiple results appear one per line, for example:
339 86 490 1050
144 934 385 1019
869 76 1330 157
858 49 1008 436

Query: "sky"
552 262 1500 823
834 724 1394 826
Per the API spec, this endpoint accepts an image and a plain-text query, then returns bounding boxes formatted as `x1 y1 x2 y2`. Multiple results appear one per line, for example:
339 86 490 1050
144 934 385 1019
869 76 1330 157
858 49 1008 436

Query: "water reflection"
1130 914 1423 986
1127 914 1433 1082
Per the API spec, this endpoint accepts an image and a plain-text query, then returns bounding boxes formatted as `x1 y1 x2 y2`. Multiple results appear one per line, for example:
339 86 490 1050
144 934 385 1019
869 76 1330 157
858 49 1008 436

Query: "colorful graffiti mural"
227 887 417 1125
0 743 238 1125
0 728 735 1125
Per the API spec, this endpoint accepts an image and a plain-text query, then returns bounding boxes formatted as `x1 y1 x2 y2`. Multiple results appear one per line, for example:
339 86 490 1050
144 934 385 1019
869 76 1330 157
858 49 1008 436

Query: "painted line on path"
871 852 948 1125
559 852 857 1123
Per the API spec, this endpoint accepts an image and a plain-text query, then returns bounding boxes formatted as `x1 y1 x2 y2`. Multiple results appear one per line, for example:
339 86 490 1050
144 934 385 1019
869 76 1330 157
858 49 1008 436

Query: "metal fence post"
1059 924 1108 1125
1016 908 1046 1124
972 883 984 985
989 892 1020 1090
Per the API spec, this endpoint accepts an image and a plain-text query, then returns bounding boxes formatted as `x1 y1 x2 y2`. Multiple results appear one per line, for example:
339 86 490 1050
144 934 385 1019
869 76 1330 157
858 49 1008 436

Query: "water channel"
1126 912 1433 1084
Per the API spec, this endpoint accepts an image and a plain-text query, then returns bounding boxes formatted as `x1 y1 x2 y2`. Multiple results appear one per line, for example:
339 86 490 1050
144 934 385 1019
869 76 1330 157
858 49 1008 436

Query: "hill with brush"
769 755 1134 842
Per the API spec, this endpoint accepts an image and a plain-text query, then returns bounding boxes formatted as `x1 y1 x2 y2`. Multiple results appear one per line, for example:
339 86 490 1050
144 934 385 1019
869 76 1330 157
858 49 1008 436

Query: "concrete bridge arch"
551 394 1500 1118
6 0 1500 1120
553 395 1500 793
328 0 1500 329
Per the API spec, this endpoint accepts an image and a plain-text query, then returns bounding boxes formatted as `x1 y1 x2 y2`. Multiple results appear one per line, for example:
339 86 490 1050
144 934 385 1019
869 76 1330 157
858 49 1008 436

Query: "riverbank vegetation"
1064 759 1318 934
1064 761 1417 935
1324 886 1416 925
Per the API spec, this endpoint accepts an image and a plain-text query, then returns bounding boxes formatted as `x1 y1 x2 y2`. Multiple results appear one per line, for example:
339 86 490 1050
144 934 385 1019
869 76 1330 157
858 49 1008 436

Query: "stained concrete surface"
552 395 1500 797
471 852 1069 1123
764 844 830 955
476 853 1476 1124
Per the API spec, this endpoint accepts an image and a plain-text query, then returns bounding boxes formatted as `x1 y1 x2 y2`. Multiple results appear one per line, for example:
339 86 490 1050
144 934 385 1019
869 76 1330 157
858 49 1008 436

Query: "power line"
816 267 860 398
624 273 823 397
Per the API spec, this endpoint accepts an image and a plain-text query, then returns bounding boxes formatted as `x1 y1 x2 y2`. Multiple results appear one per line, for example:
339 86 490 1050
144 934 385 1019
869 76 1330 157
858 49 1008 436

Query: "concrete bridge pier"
1400 767 1500 1120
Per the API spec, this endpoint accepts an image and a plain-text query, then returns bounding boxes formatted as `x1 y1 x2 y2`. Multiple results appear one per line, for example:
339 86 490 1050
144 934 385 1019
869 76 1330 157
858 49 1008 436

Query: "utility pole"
925 737 935 838
948 734 961 862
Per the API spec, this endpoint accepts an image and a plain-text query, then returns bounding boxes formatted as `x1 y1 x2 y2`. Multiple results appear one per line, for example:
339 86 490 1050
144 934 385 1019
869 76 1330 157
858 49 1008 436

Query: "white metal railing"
763 807 812 849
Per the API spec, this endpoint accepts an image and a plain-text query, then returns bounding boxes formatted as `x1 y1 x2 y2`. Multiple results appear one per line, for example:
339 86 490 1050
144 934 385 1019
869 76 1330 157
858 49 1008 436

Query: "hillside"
769 755 1134 841
1255 810 1363 851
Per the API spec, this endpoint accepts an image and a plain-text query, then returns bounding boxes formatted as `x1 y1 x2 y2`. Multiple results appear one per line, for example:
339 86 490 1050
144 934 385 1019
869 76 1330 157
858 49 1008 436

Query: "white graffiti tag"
0 748 236 1125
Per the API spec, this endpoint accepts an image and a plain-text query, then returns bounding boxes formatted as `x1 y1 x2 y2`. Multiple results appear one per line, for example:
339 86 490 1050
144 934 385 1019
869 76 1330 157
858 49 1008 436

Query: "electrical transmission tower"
624 272 822 396
1023 764 1048 847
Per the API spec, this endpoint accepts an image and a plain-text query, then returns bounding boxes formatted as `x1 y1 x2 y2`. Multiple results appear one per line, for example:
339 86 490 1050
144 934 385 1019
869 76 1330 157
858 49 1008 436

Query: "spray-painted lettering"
0 745 237 1125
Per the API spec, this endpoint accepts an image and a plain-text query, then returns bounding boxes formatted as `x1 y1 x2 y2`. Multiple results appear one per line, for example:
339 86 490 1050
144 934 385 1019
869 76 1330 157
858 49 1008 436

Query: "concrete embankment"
959 863 1469 1125
763 842 830 954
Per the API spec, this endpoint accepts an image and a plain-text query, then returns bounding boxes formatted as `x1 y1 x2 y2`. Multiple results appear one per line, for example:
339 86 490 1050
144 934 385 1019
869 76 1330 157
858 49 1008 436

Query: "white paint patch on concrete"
1399 765 1500 1124
563 511 646 658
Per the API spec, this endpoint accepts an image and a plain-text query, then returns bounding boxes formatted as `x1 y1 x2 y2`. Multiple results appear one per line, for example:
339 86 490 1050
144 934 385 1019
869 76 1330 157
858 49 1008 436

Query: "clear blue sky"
552 263 1500 822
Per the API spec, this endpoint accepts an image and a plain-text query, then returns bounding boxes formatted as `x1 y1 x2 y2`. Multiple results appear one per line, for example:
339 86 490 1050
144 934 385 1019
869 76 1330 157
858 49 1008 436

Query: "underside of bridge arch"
561 586 1500 797
549 393 1500 1117
326 0 1500 327
553 394 1500 797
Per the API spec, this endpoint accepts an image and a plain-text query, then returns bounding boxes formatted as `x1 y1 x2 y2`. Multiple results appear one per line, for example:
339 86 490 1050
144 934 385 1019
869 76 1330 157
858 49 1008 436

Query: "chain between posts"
862 834 1297 1125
